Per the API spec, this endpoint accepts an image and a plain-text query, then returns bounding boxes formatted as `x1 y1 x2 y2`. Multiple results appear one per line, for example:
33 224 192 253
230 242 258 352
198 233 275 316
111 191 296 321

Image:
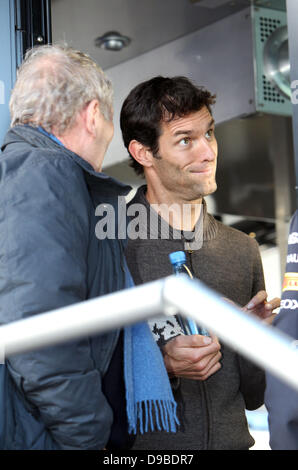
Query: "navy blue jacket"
0 125 131 450
265 210 298 449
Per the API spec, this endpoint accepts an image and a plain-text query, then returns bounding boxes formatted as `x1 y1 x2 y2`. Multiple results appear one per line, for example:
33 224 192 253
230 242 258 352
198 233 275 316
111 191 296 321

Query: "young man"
120 76 279 450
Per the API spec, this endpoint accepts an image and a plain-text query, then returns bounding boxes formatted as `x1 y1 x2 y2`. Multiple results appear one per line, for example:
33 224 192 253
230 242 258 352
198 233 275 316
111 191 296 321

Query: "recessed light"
94 31 131 51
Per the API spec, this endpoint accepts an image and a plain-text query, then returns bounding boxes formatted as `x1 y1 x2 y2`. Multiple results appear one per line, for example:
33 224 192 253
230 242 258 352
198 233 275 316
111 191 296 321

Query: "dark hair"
120 76 216 176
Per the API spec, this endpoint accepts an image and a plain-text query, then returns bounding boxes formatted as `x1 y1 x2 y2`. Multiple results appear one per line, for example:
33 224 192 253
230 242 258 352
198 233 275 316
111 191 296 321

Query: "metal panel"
254 0 286 10
14 0 52 65
253 6 291 115
0 0 52 147
192 0 249 7
16 0 52 58
51 0 250 71
213 114 295 221
0 0 16 147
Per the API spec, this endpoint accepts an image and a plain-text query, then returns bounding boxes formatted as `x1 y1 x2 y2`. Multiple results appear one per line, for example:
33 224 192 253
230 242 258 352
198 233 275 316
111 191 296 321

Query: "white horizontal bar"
0 280 164 357
0 275 297 391
163 275 298 391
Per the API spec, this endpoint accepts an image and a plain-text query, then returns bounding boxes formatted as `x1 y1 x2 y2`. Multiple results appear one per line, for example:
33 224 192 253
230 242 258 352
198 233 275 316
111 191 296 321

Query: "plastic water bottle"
169 251 209 336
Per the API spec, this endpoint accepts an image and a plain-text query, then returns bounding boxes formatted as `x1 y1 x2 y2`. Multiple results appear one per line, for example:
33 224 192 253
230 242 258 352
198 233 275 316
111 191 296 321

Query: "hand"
162 333 221 381
242 290 280 325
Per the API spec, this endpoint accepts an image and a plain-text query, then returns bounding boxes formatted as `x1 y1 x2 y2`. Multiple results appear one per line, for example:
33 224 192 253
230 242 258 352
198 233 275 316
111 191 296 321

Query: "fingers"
245 290 267 310
164 349 222 380
167 333 213 349
265 297 281 312
229 290 280 314
195 358 222 381
163 334 220 363
163 334 222 380
243 291 281 320
185 350 222 378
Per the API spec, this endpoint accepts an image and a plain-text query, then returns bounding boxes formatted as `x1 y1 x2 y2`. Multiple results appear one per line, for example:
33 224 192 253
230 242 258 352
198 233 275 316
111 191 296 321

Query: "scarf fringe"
128 399 179 435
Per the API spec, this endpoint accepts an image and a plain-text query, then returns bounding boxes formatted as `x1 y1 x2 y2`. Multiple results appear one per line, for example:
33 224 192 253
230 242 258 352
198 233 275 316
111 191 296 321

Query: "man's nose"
196 138 217 161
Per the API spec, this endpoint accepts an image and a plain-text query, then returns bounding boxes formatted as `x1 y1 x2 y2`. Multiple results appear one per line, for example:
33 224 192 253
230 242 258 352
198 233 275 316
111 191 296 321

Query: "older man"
0 47 178 450
121 76 279 450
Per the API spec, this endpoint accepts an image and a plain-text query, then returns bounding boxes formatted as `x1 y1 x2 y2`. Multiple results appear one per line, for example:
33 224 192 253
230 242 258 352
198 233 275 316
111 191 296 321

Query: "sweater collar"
131 184 218 244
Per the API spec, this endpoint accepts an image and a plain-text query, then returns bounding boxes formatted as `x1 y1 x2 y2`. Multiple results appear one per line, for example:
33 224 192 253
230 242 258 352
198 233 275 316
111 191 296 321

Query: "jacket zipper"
201 382 211 449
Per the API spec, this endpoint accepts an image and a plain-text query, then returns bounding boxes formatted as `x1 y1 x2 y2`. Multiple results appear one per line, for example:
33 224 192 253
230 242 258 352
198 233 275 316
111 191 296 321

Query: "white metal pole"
0 279 164 358
0 275 298 392
162 275 298 391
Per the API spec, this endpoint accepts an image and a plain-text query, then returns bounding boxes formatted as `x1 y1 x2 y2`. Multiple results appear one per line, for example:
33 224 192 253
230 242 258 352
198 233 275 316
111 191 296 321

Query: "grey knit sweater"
125 185 266 450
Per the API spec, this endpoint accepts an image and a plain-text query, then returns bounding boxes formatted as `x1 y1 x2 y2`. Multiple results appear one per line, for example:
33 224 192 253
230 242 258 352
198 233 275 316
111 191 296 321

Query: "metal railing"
0 274 298 390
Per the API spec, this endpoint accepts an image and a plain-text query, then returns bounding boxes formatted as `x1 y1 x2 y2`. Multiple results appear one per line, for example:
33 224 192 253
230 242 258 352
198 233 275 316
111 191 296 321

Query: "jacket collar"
1 125 131 196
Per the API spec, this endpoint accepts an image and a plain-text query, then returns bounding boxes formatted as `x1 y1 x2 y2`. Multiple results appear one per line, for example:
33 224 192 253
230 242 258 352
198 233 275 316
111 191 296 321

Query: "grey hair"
9 44 113 134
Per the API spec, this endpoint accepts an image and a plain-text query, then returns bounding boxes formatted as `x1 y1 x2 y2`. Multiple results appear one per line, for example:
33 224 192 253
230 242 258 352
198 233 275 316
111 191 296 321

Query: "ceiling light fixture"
94 31 131 51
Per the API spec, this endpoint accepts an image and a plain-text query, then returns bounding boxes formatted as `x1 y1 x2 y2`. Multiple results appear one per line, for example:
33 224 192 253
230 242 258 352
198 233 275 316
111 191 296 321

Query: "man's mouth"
189 166 213 174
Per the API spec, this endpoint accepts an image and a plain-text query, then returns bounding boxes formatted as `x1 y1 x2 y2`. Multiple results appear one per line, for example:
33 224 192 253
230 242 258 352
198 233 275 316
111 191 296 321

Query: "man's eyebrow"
173 129 193 137
173 119 215 137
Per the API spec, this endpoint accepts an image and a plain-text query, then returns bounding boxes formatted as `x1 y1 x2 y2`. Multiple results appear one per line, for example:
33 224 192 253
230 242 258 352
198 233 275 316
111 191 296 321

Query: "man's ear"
85 99 101 137
128 140 153 169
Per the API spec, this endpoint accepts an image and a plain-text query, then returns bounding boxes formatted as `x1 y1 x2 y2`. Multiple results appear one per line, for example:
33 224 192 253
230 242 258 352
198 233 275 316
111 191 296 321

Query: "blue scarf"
123 267 179 434
124 323 179 434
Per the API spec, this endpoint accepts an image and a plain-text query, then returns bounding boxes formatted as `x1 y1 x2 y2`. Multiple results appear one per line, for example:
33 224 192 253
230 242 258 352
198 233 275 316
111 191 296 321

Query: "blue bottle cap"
169 251 186 265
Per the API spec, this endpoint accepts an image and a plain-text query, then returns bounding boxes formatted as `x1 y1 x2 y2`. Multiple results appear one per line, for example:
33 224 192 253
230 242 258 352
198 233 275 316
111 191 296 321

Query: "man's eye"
180 137 191 146
206 129 214 139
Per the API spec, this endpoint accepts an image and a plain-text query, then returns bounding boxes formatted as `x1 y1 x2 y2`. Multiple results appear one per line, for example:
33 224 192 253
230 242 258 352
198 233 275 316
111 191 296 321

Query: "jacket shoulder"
2 146 82 180
1 148 88 209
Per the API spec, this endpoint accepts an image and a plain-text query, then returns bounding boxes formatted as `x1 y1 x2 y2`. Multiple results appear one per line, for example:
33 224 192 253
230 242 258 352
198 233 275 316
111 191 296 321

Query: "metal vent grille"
254 7 290 115
260 16 281 42
262 74 285 103
259 15 285 104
